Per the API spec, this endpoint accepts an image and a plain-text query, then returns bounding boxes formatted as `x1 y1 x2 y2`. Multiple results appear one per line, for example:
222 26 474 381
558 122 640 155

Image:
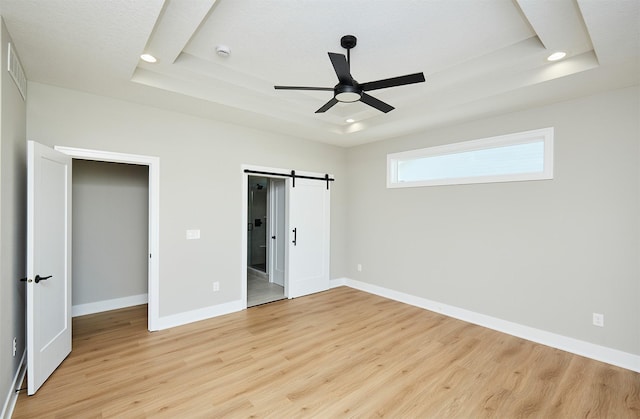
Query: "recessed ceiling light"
140 53 157 63
547 51 567 62
346 118 355 123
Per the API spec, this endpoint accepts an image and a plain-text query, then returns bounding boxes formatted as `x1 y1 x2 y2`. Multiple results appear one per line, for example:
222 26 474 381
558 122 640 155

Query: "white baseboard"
2 350 26 419
329 277 348 288
338 278 640 373
72 293 149 317
155 299 245 331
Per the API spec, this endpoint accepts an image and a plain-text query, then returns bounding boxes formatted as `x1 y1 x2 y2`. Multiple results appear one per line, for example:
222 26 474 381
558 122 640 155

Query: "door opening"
71 160 149 319
246 175 285 307
55 146 160 331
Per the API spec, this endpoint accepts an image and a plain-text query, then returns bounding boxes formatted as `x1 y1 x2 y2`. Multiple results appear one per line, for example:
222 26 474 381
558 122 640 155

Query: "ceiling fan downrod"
340 34 357 69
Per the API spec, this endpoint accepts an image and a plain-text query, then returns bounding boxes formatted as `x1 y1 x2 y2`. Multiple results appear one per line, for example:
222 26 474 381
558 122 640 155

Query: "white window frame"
387 127 554 188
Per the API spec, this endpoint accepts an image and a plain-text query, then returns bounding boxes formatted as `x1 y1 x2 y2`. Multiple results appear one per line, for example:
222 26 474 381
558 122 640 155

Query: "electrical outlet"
213 281 220 292
592 313 604 327
357 264 362 272
12 338 17 357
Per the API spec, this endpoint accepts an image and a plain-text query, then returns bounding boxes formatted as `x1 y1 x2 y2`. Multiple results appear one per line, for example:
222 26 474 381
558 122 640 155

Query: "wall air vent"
7 43 26 100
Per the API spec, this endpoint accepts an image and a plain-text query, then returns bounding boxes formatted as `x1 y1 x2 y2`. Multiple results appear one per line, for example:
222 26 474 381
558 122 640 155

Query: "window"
387 127 554 188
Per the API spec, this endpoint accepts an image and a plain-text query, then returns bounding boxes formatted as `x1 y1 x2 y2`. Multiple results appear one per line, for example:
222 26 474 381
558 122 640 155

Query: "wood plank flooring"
13 287 640 418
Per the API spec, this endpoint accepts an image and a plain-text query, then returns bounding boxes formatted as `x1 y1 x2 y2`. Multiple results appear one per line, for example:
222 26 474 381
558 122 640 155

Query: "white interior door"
26 141 72 395
286 177 330 298
269 179 285 286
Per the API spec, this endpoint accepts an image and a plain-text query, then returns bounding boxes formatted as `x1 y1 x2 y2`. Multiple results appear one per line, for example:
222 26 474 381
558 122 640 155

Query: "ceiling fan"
274 35 425 114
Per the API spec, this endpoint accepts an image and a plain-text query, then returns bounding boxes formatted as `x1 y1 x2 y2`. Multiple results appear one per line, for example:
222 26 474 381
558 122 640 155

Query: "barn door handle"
292 228 297 246
35 275 52 284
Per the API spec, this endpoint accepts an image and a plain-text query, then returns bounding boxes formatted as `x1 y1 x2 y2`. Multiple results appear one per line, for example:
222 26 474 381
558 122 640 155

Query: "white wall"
0 18 27 415
346 85 640 356
72 160 148 306
26 82 348 318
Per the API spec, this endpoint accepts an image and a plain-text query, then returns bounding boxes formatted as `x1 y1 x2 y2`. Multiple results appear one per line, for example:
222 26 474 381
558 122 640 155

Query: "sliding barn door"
286 177 330 298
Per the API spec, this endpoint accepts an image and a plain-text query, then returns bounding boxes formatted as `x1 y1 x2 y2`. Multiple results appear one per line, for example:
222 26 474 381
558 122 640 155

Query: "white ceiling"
0 0 638 147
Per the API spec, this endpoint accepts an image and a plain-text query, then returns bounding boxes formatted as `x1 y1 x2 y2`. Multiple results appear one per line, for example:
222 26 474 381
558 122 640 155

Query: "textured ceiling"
1 0 638 147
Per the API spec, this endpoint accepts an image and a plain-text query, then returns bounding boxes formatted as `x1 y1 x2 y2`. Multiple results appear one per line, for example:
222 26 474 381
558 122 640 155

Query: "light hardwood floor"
13 287 640 418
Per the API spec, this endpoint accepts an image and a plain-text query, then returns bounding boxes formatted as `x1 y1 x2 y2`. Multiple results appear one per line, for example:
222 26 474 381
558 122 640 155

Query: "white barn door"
286 176 330 298
26 141 72 395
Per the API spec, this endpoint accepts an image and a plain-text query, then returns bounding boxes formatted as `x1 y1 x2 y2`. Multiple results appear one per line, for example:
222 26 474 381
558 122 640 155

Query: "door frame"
55 146 160 331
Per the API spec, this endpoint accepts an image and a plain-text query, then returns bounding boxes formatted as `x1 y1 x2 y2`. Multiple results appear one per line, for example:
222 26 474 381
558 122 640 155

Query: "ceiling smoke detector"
216 45 231 58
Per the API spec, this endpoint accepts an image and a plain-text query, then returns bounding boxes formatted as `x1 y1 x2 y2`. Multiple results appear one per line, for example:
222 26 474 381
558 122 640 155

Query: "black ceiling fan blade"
360 93 394 113
328 52 352 84
315 97 339 113
274 86 334 91
360 72 426 91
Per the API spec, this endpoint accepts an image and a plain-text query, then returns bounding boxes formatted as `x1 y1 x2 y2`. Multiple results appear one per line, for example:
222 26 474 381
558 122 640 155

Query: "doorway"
247 175 285 307
55 146 160 330
71 160 149 319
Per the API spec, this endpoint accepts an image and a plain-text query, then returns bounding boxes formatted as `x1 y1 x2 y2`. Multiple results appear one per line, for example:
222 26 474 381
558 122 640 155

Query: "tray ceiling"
1 0 638 146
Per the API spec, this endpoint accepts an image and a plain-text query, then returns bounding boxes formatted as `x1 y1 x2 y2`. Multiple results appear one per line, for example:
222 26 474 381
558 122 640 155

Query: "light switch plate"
186 229 201 240
592 312 604 327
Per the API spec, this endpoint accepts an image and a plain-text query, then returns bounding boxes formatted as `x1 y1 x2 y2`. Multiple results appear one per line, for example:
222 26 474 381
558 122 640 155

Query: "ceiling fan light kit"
274 35 425 114
335 84 361 103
